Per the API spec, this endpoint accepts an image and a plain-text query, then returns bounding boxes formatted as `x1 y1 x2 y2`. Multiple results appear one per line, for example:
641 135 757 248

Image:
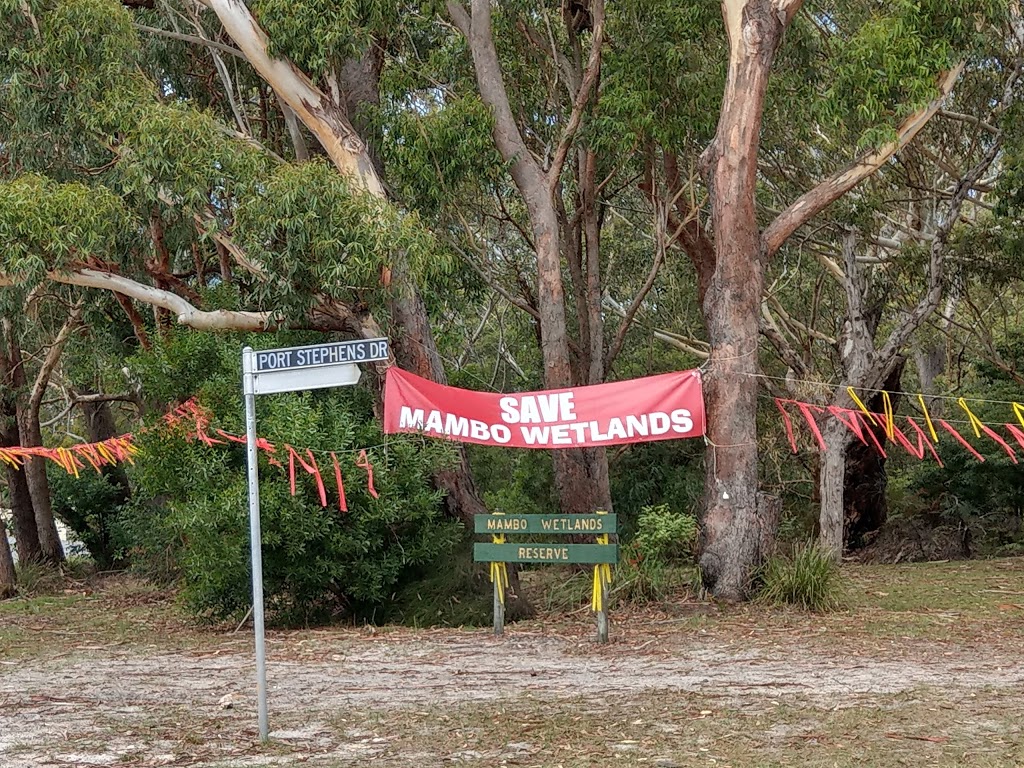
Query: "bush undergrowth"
614 504 698 604
757 542 844 612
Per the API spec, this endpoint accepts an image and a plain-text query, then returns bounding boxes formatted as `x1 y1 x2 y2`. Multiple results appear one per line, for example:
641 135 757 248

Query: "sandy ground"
3 625 1024 767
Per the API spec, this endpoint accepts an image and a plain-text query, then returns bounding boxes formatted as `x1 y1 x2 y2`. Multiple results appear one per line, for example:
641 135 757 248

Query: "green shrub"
49 468 129 569
614 504 698 604
121 330 466 626
757 541 844 612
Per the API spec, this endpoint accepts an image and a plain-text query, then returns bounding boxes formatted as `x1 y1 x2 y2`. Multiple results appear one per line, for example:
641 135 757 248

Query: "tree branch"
602 296 709 359
605 229 664 372
447 0 547 203
547 0 604 195
197 0 386 197
775 0 806 24
0 269 275 332
762 63 965 258
760 302 808 378
29 300 85 416
872 141 1001 373
71 392 139 405
132 22 246 60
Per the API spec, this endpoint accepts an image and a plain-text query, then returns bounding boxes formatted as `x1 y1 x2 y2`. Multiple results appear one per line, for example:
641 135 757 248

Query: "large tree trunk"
449 0 613 520
388 275 532 618
17 406 64 564
696 0 788 600
3 329 64 565
842 428 888 550
844 364 904 550
0 515 15 598
818 418 851 557
0 347 43 564
1 424 42 565
535 212 612 517
388 283 493 530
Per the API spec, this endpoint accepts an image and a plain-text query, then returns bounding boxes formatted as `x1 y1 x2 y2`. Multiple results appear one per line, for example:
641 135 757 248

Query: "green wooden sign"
474 513 617 534
474 543 618 564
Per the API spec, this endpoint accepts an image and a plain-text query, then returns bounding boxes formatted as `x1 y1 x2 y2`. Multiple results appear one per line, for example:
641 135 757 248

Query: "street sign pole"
242 347 269 742
240 337 388 742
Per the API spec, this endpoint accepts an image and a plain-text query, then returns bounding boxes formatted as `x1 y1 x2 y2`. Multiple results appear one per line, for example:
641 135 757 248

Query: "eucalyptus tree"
756 10 1019 557
591 0 1007 596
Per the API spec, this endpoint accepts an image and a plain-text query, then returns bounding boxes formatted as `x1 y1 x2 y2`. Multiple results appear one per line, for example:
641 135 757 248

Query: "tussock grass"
757 541 845 612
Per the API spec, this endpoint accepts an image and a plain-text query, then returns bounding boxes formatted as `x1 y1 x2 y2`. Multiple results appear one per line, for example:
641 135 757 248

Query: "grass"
0 573 220 659
5 559 1024 766
757 541 844 611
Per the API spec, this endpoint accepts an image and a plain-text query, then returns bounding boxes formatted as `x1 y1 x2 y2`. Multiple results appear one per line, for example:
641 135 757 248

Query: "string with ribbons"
162 399 379 509
775 386 1024 465
590 510 613 613
0 436 139 476
1 398 380 511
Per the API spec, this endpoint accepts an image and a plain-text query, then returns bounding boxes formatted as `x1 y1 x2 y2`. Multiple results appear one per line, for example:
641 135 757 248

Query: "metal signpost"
242 338 388 741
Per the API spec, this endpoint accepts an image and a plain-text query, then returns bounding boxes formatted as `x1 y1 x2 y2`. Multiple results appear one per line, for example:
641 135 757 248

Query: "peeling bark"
697 0 787 601
199 0 387 197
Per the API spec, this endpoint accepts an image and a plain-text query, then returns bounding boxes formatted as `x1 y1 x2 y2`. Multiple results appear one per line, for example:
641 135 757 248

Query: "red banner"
384 368 705 449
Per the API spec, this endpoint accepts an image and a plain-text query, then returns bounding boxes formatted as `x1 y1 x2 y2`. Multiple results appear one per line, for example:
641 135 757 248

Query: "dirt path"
4 629 1024 767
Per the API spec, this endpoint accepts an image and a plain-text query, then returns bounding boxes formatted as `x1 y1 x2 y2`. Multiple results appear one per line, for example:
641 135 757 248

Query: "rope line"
745 371 1024 407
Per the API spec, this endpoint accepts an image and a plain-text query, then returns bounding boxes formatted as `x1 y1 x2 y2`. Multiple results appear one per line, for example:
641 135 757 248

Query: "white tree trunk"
818 418 852 560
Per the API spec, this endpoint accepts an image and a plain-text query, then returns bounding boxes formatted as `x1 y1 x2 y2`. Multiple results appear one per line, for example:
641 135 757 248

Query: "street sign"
241 339 384 742
249 339 386 395
252 362 361 395
474 513 617 534
252 338 389 372
474 542 619 564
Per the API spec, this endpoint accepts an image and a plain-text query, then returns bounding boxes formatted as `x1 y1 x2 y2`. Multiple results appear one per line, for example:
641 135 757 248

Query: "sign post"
241 350 269 741
473 513 618 642
241 338 388 742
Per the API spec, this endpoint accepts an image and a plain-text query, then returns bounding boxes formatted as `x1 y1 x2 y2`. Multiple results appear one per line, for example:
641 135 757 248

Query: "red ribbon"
904 417 944 467
857 412 887 458
939 420 985 462
980 423 1018 464
356 450 378 499
887 417 924 459
774 399 799 453
794 402 826 451
1006 423 1024 452
215 429 249 445
330 452 348 513
827 406 868 446
296 450 328 507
